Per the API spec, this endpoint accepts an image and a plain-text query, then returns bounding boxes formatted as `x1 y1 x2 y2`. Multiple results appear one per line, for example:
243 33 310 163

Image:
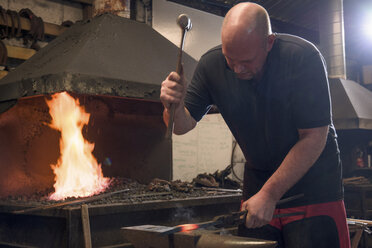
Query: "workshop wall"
0 0 82 25
153 0 245 182
153 0 222 61
0 0 82 51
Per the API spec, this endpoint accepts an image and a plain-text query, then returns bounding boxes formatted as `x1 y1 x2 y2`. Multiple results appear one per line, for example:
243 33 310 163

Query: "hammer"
165 14 192 139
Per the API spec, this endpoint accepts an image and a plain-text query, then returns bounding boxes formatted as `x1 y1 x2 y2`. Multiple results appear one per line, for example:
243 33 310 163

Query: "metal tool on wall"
165 14 192 139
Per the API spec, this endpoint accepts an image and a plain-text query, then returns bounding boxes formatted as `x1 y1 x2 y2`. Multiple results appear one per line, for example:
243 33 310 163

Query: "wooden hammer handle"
166 28 187 139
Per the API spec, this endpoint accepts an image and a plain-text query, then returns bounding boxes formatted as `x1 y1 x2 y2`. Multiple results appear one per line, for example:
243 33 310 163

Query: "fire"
46 92 110 200
178 224 199 232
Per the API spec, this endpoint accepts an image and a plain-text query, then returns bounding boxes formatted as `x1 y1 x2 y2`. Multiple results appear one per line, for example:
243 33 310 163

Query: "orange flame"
46 92 110 200
178 224 199 232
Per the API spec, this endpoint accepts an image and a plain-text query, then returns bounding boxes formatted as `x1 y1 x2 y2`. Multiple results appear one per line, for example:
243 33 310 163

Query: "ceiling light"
363 13 372 40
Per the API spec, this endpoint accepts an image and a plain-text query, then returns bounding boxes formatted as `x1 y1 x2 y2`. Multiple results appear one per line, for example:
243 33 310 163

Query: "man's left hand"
240 191 277 228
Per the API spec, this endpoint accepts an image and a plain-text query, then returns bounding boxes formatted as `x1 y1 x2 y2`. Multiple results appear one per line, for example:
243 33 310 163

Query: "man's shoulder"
275 33 320 56
195 45 225 71
200 45 223 60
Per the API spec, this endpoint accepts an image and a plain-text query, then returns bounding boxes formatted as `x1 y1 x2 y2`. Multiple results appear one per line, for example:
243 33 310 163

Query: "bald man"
161 3 350 248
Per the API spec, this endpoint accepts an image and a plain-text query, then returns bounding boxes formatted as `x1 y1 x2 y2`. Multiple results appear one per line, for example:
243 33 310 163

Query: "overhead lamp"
362 13 372 40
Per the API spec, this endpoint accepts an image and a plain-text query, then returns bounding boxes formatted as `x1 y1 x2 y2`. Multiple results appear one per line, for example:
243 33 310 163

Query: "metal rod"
13 188 130 214
128 192 173 198
277 193 304 205
273 211 305 218
197 187 242 193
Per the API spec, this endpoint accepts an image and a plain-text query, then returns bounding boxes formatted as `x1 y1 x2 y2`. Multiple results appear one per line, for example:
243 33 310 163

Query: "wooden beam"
348 218 372 226
68 0 93 5
83 5 93 20
5 45 36 60
0 12 67 37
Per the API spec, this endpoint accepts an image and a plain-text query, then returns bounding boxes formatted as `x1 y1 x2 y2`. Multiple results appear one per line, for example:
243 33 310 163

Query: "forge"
0 13 242 247
0 93 241 247
0 93 172 197
0 176 241 247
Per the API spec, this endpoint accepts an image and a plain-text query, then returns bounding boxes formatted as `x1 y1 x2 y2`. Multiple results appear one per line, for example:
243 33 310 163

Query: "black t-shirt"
184 33 343 207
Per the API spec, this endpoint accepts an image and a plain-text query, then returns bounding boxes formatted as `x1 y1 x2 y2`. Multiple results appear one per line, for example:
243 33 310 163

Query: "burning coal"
46 92 110 200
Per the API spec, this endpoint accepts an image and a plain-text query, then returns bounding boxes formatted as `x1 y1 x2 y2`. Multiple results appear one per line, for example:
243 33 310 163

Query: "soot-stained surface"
0 13 197 103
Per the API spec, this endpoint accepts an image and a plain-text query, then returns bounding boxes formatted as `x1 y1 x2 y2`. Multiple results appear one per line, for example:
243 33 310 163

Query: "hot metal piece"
158 194 305 235
157 210 305 236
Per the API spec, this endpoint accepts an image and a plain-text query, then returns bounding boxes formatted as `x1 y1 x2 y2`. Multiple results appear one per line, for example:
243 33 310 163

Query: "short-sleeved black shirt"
184 34 343 208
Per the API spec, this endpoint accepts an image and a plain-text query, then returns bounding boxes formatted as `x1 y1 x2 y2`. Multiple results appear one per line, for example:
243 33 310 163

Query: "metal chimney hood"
330 78 372 130
0 13 197 111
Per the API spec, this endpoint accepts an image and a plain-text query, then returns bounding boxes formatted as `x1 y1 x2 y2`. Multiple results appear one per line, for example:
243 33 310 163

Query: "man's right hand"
160 69 187 112
160 69 197 135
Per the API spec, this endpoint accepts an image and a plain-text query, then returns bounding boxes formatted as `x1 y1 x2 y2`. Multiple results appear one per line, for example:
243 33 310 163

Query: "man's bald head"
222 2 272 42
220 3 275 81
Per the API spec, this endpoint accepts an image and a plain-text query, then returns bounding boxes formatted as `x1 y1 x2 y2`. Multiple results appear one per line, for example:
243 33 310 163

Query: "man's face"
222 32 271 80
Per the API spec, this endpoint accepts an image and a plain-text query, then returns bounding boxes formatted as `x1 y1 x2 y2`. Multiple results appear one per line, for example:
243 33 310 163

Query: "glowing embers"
46 92 110 200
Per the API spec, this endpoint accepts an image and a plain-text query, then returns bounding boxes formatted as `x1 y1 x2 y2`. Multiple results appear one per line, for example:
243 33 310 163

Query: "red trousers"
239 200 350 248
269 200 350 248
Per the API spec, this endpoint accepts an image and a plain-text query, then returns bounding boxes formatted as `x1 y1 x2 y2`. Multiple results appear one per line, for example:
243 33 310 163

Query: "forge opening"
0 93 171 198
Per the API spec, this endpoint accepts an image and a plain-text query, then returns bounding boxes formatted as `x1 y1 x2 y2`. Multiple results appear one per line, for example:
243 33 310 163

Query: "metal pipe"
318 0 346 79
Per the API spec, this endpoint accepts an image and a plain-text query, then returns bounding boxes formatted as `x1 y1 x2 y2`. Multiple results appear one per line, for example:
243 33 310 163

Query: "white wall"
153 0 245 182
172 114 233 181
152 0 223 60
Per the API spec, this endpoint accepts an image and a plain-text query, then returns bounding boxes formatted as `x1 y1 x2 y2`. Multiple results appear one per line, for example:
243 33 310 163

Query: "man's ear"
266 34 276 52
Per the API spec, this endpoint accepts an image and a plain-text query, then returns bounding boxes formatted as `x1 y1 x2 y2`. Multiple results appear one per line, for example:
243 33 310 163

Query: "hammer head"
177 14 192 31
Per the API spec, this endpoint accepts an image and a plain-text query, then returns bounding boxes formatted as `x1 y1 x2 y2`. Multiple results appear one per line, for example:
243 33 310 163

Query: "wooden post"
0 71 8 80
83 5 93 20
81 204 92 248
5 45 36 60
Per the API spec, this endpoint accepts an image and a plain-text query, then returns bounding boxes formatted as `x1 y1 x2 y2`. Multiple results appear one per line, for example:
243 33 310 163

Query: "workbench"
344 183 372 248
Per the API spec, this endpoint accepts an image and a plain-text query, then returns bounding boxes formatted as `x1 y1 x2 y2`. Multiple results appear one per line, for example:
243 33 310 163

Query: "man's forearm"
163 105 197 135
259 126 329 202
